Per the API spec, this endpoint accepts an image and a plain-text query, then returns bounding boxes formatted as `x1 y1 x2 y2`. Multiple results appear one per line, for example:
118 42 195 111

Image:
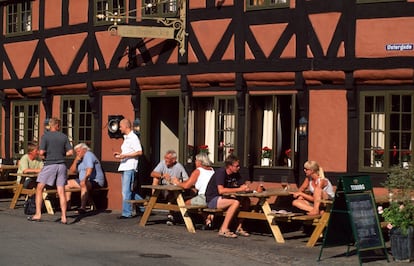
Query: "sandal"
218 230 238 238
236 229 250 237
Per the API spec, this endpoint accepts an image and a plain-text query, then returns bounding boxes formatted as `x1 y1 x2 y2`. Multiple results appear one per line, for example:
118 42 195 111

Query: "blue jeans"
121 170 143 217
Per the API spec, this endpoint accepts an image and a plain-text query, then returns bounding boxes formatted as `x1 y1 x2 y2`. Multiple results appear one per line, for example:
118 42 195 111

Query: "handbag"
24 195 36 215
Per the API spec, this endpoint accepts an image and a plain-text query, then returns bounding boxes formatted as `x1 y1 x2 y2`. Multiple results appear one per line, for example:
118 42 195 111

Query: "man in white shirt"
113 118 143 219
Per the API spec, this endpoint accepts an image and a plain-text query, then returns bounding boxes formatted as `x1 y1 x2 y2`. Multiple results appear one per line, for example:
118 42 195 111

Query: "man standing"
17 142 44 188
66 143 105 213
28 117 73 224
113 118 143 219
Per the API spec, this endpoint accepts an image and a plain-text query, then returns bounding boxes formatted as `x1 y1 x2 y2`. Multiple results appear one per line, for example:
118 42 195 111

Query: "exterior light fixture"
108 115 124 138
133 118 141 136
299 117 308 137
44 118 50 131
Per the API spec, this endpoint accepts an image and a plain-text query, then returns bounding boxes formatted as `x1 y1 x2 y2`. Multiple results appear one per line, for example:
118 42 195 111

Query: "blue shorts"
207 196 220 209
37 164 68 187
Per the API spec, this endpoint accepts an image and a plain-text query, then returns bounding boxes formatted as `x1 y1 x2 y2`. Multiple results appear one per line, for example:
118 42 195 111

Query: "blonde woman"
292 161 335 215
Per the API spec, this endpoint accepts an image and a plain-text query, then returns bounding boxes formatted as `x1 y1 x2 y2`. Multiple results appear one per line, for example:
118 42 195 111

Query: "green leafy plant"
382 164 414 235
261 146 272 159
199 145 209 154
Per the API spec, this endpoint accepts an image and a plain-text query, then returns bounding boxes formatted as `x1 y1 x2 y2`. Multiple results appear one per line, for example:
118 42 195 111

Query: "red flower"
285 148 292 158
199 145 209 154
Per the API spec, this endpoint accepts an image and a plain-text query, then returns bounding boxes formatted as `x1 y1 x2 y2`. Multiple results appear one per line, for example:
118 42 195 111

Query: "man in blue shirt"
66 143 105 213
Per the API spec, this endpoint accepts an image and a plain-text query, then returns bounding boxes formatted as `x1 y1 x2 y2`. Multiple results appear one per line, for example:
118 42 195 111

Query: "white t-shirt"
194 167 215 195
117 131 142 171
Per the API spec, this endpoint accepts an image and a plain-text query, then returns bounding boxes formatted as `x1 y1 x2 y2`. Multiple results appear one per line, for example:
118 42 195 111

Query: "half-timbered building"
1 0 413 210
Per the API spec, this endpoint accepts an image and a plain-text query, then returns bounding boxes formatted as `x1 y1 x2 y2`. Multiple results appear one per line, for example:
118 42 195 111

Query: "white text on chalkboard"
350 184 365 190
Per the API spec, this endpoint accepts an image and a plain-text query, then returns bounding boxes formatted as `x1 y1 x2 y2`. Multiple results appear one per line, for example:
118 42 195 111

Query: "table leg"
175 192 196 233
43 190 55 215
139 191 160 227
10 183 23 209
261 200 285 243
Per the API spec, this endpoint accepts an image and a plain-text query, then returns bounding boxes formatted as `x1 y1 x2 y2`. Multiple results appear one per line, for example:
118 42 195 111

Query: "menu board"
346 192 383 250
319 176 388 264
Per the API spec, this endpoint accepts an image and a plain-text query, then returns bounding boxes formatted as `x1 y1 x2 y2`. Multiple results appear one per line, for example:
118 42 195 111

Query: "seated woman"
292 160 335 216
172 152 214 205
172 153 215 227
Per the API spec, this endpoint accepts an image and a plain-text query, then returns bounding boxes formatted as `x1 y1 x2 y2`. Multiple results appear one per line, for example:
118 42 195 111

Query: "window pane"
62 97 94 150
361 92 413 170
249 95 293 167
13 102 39 157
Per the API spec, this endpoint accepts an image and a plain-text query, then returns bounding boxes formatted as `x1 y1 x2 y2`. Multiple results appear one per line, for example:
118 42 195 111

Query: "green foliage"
382 164 414 235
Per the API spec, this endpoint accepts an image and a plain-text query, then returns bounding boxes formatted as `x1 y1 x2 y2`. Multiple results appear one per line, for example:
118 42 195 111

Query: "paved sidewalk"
0 198 407 265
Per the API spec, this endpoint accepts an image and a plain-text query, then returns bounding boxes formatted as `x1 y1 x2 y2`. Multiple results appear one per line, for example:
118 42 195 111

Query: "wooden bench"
43 187 109 215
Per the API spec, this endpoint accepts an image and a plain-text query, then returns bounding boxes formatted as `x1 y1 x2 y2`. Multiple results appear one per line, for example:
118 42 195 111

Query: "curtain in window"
187 109 194 161
262 103 273 154
223 112 235 161
67 106 74 144
19 112 24 154
371 112 385 165
205 108 215 162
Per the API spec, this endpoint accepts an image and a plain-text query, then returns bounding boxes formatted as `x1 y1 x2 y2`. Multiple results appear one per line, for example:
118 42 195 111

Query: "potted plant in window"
381 164 414 262
199 145 209 154
261 146 272 167
374 148 384 167
402 150 411 169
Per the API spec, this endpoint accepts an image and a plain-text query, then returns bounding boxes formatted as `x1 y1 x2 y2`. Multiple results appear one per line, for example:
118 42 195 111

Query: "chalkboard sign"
346 192 383 250
319 176 388 265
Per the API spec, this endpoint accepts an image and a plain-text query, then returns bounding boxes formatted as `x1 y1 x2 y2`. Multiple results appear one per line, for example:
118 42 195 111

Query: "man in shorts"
66 143 105 213
28 117 73 224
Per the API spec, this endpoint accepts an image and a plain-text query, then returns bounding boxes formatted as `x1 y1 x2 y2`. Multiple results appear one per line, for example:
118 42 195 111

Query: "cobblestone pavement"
0 198 409 266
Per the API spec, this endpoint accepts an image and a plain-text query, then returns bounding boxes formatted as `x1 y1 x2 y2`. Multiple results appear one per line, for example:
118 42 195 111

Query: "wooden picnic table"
139 184 197 233
8 172 37 209
0 165 18 181
224 188 297 244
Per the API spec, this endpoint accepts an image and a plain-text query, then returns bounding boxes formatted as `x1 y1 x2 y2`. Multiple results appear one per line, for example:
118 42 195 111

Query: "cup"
281 176 289 191
13 159 17 166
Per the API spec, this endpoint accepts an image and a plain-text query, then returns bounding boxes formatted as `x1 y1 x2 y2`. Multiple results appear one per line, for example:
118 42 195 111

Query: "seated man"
150 149 188 224
150 149 189 187
205 154 251 238
17 142 44 188
66 143 105 213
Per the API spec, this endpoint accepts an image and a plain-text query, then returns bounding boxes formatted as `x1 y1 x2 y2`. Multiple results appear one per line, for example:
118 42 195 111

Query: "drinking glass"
281 176 289 191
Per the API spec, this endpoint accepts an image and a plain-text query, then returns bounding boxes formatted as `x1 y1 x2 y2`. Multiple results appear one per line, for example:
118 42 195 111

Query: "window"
248 95 295 167
95 0 125 24
246 0 289 11
61 96 94 149
12 102 40 157
6 1 32 35
357 0 405 3
186 97 236 164
360 92 413 170
143 0 178 18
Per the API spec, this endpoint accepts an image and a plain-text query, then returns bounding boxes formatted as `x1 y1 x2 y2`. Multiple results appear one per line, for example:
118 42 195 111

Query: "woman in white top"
172 153 214 205
292 160 335 215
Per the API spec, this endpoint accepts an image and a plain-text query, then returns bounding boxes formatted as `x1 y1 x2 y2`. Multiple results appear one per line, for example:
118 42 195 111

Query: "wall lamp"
298 117 308 137
44 118 50 131
133 118 141 135
108 115 124 139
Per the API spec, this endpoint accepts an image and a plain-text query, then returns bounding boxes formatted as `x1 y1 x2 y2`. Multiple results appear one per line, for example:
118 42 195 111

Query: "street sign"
117 25 175 39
